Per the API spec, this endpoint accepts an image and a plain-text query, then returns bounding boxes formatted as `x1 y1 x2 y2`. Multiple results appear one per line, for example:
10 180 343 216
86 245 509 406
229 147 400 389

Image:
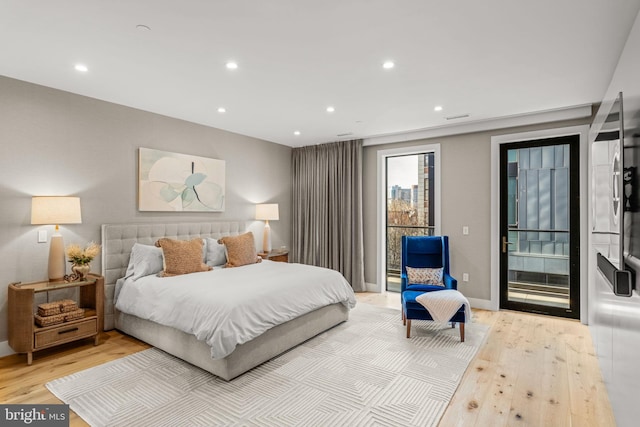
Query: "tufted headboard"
101 221 245 330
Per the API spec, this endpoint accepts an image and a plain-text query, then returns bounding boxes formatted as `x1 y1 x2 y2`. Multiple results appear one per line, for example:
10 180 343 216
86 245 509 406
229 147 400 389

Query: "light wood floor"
1 292 615 427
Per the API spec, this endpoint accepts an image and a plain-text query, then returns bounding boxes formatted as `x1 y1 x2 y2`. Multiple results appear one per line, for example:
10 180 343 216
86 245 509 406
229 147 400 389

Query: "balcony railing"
507 227 570 292
507 228 570 258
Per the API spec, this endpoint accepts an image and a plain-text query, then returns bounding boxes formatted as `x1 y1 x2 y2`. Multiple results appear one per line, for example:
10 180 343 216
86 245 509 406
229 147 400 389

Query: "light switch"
463 273 469 282
38 230 47 243
462 226 469 235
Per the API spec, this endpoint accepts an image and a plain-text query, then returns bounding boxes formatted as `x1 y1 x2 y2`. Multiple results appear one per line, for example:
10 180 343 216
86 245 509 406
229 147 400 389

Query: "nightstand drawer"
34 318 97 349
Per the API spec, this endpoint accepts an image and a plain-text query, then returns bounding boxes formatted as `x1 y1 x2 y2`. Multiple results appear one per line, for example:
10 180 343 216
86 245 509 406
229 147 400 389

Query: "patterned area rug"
46 304 487 427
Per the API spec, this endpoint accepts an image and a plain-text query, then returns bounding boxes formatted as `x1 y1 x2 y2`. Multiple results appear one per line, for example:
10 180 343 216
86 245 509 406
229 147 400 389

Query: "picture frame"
138 147 225 212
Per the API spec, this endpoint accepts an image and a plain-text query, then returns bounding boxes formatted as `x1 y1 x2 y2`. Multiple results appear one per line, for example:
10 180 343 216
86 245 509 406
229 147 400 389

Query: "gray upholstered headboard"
101 221 245 330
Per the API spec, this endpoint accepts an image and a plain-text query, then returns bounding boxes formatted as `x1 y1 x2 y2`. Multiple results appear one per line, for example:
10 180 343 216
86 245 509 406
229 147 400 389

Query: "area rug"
46 304 487 427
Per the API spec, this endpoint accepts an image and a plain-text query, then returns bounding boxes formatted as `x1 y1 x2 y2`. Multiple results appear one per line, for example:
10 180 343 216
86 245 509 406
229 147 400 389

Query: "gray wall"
0 76 292 343
363 117 590 301
588 9 640 427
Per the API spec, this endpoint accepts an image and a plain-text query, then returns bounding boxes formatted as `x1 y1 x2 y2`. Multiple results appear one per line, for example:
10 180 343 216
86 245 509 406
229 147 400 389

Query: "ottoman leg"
406 319 412 338
460 322 465 342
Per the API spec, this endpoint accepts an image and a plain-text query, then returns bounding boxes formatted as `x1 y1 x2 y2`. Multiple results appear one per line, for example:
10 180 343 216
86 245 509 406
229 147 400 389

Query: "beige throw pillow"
218 232 262 267
405 266 444 286
155 238 212 277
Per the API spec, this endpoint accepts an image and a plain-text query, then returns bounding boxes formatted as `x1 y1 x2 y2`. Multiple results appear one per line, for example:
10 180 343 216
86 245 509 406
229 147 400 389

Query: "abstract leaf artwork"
138 148 225 212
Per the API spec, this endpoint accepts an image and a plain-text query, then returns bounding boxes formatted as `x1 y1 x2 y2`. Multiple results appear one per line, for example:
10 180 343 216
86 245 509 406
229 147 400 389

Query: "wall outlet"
462 226 469 235
38 230 47 243
462 273 469 282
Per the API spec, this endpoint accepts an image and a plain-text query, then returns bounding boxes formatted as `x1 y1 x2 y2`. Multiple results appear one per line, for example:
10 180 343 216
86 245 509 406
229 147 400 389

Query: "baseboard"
361 285 495 312
0 340 14 358
467 297 495 311
364 282 380 292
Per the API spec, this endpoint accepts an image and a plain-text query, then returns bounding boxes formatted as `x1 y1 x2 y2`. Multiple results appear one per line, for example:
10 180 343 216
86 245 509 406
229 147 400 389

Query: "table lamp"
31 196 82 281
255 203 279 253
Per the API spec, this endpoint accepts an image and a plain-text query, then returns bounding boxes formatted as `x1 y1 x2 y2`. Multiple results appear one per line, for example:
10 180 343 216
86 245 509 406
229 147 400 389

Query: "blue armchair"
401 235 457 293
401 235 465 341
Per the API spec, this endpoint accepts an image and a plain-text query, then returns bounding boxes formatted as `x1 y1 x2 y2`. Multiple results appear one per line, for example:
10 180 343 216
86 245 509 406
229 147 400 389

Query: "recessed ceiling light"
382 61 395 69
136 24 151 31
326 106 335 113
74 64 88 72
294 131 301 136
434 105 443 112
217 107 226 113
226 62 238 70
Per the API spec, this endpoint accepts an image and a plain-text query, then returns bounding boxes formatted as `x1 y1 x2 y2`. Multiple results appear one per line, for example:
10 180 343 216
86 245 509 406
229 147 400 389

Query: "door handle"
502 236 513 253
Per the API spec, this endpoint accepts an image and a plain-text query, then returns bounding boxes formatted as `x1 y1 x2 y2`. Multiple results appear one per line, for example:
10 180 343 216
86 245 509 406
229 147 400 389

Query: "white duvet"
115 260 357 359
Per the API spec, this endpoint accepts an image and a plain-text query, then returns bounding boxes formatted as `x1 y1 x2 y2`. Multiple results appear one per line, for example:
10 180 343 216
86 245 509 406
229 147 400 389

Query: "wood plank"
472 312 526 427
538 315 571 426
565 317 616 427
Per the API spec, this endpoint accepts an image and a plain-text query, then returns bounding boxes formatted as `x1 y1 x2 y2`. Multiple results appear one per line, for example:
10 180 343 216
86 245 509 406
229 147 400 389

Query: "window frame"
376 144 441 293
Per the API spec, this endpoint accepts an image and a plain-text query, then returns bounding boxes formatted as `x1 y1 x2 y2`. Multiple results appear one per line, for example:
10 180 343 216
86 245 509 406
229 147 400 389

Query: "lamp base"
48 234 66 281
263 221 272 253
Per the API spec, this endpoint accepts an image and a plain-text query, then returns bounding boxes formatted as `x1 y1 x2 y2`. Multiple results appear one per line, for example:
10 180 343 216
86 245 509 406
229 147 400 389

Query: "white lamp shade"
31 196 82 225
255 203 279 221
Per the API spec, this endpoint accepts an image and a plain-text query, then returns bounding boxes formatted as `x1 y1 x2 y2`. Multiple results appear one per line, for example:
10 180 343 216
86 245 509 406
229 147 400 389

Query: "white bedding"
115 260 357 358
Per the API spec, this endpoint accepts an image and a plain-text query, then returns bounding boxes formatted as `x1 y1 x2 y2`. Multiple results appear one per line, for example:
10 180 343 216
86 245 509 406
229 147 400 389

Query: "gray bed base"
116 303 348 380
102 222 349 381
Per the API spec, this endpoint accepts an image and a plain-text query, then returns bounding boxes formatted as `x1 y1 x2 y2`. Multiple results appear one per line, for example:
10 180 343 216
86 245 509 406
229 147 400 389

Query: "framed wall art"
138 147 225 212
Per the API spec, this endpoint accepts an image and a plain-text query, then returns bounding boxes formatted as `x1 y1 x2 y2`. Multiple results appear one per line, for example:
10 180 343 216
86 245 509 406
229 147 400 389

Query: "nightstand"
8 274 104 365
258 250 289 263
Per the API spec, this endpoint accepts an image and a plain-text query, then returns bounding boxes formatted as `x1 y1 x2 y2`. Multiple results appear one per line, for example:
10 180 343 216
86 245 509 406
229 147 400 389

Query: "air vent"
445 114 470 120
337 132 353 137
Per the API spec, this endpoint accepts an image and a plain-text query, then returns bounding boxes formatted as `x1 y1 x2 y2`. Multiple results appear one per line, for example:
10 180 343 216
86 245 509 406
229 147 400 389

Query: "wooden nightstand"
8 274 104 365
258 250 289 263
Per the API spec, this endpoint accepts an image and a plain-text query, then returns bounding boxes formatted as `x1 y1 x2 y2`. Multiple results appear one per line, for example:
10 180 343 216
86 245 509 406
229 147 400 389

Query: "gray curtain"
291 139 365 291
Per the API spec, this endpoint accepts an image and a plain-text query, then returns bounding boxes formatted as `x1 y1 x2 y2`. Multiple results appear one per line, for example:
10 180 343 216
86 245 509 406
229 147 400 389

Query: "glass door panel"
385 153 434 292
500 136 580 318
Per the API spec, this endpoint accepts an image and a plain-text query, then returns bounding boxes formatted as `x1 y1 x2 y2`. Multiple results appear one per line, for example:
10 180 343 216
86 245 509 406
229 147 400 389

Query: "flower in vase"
66 242 101 265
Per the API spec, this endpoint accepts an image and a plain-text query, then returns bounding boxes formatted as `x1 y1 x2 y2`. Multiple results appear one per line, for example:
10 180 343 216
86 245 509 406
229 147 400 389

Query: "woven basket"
64 308 85 322
34 312 65 327
37 302 61 317
60 299 78 313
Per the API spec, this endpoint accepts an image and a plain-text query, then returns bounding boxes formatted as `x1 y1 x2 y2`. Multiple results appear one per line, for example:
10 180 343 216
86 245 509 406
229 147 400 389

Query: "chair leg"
402 310 406 326
406 319 411 338
459 322 465 342
451 322 455 328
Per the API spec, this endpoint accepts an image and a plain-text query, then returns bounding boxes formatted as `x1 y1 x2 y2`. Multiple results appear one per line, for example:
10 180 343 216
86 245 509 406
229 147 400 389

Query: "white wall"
589 9 640 427
0 76 292 345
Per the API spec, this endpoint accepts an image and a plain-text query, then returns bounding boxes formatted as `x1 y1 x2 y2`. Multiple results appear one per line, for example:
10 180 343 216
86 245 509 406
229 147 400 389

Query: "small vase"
72 264 91 281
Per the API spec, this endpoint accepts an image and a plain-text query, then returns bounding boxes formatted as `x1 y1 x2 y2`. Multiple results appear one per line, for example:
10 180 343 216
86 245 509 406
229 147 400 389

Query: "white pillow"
405 266 445 286
204 237 227 267
125 243 164 280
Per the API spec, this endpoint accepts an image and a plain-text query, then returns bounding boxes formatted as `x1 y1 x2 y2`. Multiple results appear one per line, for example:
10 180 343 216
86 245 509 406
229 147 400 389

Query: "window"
377 144 441 293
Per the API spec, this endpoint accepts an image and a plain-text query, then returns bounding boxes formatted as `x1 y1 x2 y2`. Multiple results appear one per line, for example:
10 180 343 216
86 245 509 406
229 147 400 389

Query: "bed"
101 221 356 380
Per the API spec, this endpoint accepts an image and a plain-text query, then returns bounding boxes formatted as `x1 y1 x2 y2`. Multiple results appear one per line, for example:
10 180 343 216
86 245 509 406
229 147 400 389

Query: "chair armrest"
401 273 408 292
444 273 458 290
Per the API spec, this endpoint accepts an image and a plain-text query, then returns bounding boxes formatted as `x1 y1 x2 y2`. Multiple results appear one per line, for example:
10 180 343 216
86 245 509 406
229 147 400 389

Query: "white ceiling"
2 0 640 147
